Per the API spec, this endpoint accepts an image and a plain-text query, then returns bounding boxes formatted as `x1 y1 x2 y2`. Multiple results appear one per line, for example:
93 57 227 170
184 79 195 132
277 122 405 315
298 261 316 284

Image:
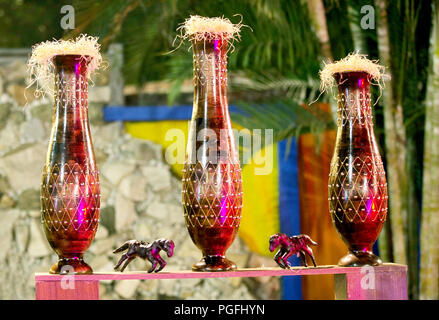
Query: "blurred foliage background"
1 0 439 300
0 0 69 47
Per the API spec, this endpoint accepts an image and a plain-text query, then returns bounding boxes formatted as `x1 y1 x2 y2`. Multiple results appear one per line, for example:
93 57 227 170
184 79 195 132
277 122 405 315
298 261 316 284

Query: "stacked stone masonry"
0 57 280 300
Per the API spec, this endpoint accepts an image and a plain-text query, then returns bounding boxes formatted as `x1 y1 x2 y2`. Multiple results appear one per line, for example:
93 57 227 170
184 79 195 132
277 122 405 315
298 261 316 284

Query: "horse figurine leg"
303 246 317 267
281 249 294 269
148 261 158 273
120 256 135 272
145 250 158 273
114 253 129 270
274 249 287 269
114 242 133 271
154 255 167 273
115 251 137 271
299 251 308 267
114 242 139 272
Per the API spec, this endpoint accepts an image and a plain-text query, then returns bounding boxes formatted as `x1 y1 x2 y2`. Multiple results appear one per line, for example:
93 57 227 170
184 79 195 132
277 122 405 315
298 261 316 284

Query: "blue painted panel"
104 104 303 299
103 105 242 122
278 139 302 300
103 105 192 122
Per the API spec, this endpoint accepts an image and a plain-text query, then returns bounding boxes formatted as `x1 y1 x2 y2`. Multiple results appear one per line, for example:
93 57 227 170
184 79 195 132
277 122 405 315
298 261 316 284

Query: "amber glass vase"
182 39 243 271
328 72 388 266
40 55 100 274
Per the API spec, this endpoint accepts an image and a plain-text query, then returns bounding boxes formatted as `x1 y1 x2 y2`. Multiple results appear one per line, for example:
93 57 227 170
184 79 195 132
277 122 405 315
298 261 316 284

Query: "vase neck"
192 39 229 122
53 55 89 112
335 72 373 127
52 55 89 127
48 55 93 165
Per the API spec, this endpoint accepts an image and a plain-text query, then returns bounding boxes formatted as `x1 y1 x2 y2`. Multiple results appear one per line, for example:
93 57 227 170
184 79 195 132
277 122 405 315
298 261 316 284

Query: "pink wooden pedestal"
35 263 407 300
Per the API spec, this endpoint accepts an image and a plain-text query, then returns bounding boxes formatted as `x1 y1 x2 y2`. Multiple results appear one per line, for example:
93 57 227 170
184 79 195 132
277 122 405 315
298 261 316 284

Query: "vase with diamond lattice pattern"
182 39 243 271
40 55 100 274
328 71 388 267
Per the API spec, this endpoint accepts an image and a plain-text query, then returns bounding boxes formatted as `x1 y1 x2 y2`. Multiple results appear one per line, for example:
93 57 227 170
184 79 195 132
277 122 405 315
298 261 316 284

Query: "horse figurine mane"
113 238 175 273
269 233 317 268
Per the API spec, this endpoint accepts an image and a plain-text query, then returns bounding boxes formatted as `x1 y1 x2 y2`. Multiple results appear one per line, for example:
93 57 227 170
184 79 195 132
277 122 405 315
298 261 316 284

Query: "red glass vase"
328 71 388 266
40 55 100 274
182 39 243 271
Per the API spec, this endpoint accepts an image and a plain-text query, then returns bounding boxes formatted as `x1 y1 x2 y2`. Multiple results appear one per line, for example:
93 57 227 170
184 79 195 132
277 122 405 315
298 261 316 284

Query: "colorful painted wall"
105 105 347 299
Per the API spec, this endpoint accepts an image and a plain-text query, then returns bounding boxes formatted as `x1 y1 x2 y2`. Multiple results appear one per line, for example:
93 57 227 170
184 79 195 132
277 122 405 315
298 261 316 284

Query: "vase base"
50 257 93 275
192 255 237 272
338 251 382 267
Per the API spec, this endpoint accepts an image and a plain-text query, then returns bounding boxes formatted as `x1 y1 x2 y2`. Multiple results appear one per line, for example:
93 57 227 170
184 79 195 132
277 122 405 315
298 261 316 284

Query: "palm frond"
231 99 334 163
231 72 322 103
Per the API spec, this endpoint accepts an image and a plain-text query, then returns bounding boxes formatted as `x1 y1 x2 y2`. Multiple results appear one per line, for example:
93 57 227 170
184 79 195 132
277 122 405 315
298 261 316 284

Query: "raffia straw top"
27 34 103 97
319 53 388 92
178 15 243 42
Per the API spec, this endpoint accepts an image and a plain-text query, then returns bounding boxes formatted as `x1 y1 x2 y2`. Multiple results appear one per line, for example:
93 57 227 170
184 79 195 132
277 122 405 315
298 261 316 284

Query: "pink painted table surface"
35 263 408 300
35 263 405 281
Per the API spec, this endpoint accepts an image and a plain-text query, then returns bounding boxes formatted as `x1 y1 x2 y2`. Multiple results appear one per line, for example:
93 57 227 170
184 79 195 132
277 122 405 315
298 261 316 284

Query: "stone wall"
0 55 280 300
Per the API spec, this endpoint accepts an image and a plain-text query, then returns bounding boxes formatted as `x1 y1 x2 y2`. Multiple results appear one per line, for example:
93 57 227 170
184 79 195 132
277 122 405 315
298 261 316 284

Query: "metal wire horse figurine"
113 239 175 273
269 233 317 268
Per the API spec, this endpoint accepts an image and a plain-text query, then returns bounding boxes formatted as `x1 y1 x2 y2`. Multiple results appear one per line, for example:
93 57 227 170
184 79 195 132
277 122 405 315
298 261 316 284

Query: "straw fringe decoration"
177 15 244 43
319 52 389 92
27 34 103 98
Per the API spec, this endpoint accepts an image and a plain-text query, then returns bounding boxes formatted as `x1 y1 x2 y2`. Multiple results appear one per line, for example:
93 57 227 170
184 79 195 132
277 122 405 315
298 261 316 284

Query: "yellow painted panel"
240 143 279 256
125 121 280 256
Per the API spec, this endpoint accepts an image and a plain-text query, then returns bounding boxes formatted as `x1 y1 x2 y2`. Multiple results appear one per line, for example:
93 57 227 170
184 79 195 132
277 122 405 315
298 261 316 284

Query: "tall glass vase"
182 39 243 271
40 55 100 274
328 71 388 266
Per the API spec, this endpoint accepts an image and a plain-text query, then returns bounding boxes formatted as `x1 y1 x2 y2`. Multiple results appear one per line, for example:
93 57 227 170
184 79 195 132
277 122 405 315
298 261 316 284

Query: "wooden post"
334 265 408 300
35 279 99 300
107 43 124 106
